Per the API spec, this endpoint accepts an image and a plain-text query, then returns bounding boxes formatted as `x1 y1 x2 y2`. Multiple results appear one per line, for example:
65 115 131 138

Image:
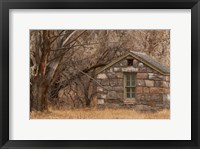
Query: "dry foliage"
30 108 170 119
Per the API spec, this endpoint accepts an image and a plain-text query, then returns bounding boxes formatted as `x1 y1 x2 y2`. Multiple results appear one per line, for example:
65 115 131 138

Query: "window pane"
131 92 135 98
127 92 130 98
126 75 130 81
127 80 130 86
127 88 130 92
130 87 132 93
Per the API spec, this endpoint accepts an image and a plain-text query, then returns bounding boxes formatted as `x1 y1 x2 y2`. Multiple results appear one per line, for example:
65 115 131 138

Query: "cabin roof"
95 51 170 75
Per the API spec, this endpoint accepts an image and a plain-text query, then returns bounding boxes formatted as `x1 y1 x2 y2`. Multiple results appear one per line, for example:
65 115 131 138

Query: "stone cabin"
95 51 170 111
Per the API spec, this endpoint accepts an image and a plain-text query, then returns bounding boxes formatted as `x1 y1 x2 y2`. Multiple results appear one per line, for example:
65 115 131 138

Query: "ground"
30 108 170 119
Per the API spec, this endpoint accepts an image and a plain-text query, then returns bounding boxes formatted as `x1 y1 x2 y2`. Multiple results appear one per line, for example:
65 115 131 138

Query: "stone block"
155 81 161 87
107 91 117 99
138 63 144 68
148 73 164 80
136 94 145 100
146 67 153 72
133 59 139 67
118 93 124 99
149 87 160 94
143 87 149 93
101 79 109 86
113 67 121 72
97 93 101 98
118 79 124 86
139 67 147 72
163 81 168 88
113 86 124 91
116 73 123 78
151 94 162 100
120 60 127 66
159 88 164 94
166 76 170 81
137 80 145 86
138 63 147 72
97 99 104 104
100 94 107 99
110 79 117 87
107 72 116 79
137 73 148 79
97 87 103 92
164 88 170 94
145 95 151 101
145 80 154 87
104 86 113 91
136 87 143 94
97 73 107 79
122 67 138 72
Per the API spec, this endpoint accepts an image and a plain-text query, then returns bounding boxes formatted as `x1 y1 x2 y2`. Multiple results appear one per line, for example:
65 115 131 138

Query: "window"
127 59 133 66
124 73 136 99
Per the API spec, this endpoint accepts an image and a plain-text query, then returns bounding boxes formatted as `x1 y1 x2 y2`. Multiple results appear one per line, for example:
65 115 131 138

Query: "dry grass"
30 108 170 119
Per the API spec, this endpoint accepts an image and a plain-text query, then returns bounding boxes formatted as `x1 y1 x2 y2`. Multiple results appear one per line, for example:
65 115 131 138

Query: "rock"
113 67 121 72
107 72 116 79
117 79 124 86
110 80 117 87
116 73 123 78
133 59 138 67
137 73 148 79
118 93 124 99
136 87 143 93
122 67 138 72
138 63 144 67
143 87 149 93
149 87 160 94
148 73 164 80
163 94 170 109
104 86 113 91
139 66 147 72
97 99 104 104
113 86 124 91
101 79 109 86
166 76 170 81
164 88 170 94
107 91 117 99
97 87 103 92
145 80 154 87
158 88 164 94
163 81 168 88
146 67 153 72
109 68 113 73
97 73 107 79
155 81 161 87
137 80 145 86
100 94 107 99
151 94 162 100
97 93 101 98
120 60 127 66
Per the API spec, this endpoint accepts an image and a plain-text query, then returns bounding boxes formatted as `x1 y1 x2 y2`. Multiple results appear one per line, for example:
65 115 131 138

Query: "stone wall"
96 57 170 111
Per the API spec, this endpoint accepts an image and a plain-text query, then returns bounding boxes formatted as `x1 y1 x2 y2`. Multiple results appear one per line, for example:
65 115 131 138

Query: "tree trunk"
31 76 49 111
86 99 91 107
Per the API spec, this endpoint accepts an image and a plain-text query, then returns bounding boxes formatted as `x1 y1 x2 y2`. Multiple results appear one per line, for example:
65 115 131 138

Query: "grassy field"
30 108 170 119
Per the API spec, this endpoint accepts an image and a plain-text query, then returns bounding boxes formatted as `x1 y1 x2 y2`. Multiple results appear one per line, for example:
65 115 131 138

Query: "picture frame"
0 0 199 148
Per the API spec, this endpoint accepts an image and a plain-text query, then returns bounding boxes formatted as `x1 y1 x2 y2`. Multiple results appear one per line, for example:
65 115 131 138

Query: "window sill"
123 99 136 104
